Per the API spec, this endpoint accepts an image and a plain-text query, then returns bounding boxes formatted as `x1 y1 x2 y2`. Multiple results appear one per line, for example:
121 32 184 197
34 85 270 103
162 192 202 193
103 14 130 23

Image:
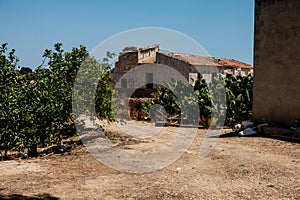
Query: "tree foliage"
0 43 114 158
143 75 253 127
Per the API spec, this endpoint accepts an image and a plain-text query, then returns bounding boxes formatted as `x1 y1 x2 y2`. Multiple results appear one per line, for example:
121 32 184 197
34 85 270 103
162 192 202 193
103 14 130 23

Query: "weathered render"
112 45 159 88
112 44 253 94
253 0 300 126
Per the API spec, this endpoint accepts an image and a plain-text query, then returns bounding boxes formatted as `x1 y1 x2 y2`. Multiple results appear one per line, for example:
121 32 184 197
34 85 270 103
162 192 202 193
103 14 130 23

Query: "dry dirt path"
0 121 299 199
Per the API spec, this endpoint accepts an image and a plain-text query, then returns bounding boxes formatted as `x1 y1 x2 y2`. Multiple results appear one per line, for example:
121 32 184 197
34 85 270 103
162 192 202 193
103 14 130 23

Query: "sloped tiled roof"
163 53 253 69
217 58 253 69
164 53 220 66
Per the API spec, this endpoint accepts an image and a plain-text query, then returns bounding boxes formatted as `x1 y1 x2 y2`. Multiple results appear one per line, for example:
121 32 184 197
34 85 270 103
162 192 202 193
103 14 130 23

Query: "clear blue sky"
0 0 254 69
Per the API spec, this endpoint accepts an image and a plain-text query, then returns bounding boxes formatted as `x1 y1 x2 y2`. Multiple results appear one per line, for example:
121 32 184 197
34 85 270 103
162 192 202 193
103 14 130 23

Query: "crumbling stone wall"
138 46 159 62
112 52 138 86
112 45 159 87
253 0 300 126
156 52 194 81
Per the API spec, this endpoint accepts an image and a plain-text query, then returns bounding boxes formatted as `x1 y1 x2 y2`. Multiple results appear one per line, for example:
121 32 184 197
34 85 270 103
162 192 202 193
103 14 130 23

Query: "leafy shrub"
0 43 115 157
224 75 253 126
143 75 253 127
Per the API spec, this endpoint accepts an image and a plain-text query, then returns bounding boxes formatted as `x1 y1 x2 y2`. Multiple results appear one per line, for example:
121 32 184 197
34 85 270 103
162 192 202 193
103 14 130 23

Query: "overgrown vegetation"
0 43 114 158
143 75 253 127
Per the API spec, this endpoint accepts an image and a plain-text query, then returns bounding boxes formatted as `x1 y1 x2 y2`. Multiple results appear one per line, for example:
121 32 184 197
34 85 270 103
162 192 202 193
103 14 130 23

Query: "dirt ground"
0 121 299 199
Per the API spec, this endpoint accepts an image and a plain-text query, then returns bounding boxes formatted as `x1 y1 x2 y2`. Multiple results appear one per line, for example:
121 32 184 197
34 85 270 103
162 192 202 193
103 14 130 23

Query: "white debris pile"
234 120 257 136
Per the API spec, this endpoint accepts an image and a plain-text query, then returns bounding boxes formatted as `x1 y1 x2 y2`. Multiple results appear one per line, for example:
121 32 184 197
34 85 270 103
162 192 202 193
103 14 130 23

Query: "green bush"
0 43 114 157
143 75 253 127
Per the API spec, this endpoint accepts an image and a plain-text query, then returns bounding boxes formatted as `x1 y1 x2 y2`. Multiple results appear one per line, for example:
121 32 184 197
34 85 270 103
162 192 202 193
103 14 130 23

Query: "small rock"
184 150 191 154
19 153 28 159
63 144 72 152
176 167 182 171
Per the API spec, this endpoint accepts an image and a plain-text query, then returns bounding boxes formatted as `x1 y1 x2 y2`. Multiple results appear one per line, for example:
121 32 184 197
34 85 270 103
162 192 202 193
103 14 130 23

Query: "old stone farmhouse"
111 44 253 97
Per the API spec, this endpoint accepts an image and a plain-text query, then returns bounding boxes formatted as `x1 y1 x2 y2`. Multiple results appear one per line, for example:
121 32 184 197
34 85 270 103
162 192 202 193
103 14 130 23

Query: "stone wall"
253 0 300 126
138 46 159 62
112 52 138 86
112 45 159 87
156 52 193 82
115 52 138 72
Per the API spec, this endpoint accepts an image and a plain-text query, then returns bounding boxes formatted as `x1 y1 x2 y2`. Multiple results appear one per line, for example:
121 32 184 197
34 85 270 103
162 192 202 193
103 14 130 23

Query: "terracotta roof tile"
217 58 253 69
166 53 220 66
163 53 253 69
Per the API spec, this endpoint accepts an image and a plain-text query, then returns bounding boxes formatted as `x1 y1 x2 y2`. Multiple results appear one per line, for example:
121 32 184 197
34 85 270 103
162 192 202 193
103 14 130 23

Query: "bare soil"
0 121 299 199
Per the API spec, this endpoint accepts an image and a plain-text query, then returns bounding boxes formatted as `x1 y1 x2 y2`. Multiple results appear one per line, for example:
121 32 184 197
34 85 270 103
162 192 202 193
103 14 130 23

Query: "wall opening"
121 78 127 88
146 73 153 89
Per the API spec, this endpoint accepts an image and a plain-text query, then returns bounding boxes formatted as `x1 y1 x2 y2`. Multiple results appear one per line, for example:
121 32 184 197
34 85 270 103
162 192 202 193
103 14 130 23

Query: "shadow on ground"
219 130 300 143
0 193 59 200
